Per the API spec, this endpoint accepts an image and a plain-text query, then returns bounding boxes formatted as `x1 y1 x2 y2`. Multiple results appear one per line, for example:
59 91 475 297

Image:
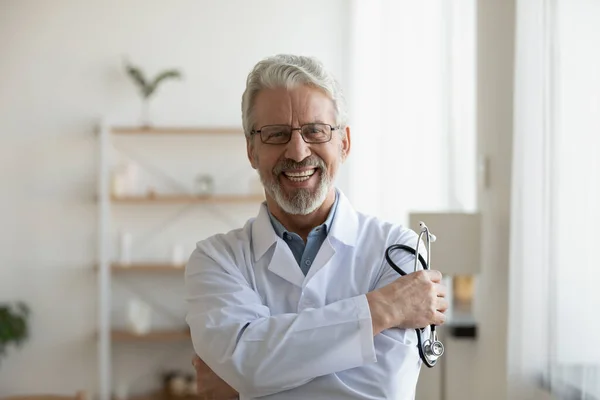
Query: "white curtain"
509 0 600 398
347 0 476 226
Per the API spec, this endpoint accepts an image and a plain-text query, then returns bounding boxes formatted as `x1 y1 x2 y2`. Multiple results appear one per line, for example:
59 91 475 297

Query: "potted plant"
0 301 30 361
124 58 183 128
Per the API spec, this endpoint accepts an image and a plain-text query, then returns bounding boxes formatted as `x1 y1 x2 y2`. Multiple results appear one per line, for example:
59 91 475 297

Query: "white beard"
260 169 332 215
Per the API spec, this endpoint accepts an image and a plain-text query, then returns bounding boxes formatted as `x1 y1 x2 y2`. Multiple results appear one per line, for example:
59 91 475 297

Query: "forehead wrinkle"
294 92 335 126
255 88 293 127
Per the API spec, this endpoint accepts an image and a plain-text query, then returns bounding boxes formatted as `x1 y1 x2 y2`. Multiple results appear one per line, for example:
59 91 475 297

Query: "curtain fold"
508 0 553 396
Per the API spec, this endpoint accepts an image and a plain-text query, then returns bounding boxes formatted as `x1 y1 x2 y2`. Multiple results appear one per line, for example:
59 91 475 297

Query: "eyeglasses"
250 123 339 144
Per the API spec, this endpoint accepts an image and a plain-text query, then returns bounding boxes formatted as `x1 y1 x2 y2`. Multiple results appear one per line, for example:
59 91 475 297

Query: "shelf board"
111 329 191 342
123 392 198 400
111 263 185 272
110 193 264 204
110 126 243 135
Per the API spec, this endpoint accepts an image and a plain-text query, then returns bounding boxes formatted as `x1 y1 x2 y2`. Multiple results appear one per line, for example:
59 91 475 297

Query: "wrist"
366 291 388 336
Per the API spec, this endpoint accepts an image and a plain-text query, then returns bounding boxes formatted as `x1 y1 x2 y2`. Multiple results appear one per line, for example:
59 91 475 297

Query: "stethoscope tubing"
384 243 441 368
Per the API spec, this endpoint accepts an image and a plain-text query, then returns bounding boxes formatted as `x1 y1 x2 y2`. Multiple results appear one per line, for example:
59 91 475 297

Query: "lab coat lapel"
304 236 335 282
251 203 305 288
268 241 305 287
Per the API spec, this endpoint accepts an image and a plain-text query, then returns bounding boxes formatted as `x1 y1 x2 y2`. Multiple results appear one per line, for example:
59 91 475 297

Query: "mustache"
273 156 326 175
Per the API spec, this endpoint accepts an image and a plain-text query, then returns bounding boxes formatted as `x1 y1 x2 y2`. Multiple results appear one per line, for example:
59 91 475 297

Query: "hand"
192 355 239 400
366 270 448 335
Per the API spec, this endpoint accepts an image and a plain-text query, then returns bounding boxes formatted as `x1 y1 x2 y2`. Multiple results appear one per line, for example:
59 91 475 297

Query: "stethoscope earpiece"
419 221 437 242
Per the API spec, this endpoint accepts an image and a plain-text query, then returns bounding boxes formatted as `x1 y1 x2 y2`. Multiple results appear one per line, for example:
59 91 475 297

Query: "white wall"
0 0 349 395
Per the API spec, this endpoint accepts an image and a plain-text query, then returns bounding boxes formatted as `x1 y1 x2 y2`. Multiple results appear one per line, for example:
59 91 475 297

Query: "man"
185 54 448 399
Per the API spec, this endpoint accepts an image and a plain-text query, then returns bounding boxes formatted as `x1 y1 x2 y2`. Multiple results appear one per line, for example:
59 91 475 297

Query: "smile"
282 168 317 182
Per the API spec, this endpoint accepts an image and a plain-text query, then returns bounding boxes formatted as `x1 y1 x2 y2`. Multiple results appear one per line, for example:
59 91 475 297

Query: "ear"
341 125 351 162
246 136 258 169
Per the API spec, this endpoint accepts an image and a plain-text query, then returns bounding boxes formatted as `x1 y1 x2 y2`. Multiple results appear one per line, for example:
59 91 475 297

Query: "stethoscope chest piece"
422 330 444 365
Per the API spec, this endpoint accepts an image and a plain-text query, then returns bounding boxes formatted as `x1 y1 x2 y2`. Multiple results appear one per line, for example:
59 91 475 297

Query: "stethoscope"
384 222 445 368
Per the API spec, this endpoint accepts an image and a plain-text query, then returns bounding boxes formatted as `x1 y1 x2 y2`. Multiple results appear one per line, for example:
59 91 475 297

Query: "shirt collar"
252 189 357 262
267 190 339 239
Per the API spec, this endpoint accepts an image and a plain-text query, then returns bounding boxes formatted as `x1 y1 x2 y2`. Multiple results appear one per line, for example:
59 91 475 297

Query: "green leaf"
0 302 30 355
146 69 182 98
125 63 150 98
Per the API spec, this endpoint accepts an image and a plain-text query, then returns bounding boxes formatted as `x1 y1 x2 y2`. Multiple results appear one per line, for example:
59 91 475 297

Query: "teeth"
284 169 316 177
283 169 316 182
287 175 311 182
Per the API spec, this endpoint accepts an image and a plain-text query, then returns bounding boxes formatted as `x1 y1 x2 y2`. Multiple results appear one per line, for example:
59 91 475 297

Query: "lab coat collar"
327 190 359 247
251 189 359 263
252 203 280 262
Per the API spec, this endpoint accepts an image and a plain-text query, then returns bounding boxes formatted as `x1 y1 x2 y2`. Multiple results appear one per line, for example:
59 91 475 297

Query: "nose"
284 129 311 162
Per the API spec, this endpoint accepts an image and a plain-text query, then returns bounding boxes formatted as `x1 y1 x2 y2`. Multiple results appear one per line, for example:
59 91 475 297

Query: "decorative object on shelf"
194 174 214 196
126 298 152 335
111 161 141 197
163 370 196 397
111 167 127 197
171 244 185 266
119 232 133 265
124 58 183 128
186 374 198 396
146 187 157 199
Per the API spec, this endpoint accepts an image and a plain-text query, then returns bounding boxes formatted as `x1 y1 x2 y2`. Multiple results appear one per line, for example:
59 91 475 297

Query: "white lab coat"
185 191 422 399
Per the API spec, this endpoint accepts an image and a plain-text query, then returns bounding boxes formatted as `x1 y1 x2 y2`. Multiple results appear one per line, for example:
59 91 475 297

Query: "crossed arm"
185 244 447 398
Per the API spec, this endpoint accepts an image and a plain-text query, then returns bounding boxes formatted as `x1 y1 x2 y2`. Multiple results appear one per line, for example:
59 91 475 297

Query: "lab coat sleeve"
185 241 377 398
371 227 424 372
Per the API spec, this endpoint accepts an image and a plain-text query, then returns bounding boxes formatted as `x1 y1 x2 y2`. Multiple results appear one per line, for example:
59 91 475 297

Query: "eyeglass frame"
249 123 341 144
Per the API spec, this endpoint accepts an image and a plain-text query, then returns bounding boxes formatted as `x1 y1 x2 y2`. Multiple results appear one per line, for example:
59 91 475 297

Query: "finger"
436 297 449 313
434 311 447 326
427 270 443 283
435 283 447 298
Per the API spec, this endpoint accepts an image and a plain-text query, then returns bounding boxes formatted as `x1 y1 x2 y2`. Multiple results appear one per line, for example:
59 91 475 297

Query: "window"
510 0 600 398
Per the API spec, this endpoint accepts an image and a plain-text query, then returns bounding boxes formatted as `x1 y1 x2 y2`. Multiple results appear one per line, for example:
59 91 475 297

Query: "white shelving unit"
96 120 264 400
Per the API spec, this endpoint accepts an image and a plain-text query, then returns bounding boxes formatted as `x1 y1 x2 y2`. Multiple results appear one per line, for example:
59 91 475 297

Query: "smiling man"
185 54 448 400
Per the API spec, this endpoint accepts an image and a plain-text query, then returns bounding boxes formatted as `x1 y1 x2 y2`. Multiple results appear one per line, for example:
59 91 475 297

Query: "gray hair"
241 54 348 137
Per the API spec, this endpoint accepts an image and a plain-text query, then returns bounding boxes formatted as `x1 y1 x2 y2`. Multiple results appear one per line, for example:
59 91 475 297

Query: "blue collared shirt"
267 191 339 275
